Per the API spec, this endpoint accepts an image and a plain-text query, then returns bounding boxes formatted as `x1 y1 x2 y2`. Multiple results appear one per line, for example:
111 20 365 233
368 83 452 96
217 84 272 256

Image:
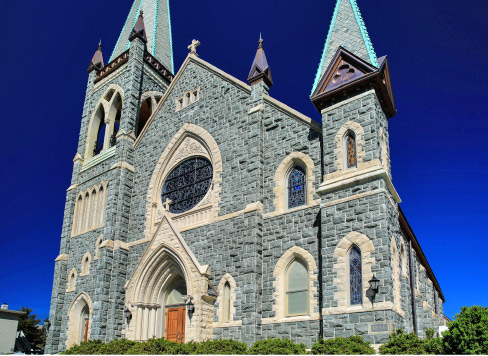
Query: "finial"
247 35 273 88
129 10 148 43
88 41 105 73
98 40 102 49
259 33 263 48
188 39 201 56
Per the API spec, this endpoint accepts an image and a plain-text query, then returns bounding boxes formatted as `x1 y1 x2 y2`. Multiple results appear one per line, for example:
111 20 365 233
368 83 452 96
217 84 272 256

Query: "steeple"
111 0 174 73
248 35 273 88
311 0 378 94
87 42 104 73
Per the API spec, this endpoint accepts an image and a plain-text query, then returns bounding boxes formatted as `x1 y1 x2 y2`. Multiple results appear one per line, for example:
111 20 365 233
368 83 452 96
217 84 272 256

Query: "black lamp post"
369 275 380 291
124 307 132 325
186 299 195 318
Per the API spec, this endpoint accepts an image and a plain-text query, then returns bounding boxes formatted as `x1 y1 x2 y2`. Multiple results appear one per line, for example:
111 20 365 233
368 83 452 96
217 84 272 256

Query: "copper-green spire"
111 0 174 73
311 0 378 94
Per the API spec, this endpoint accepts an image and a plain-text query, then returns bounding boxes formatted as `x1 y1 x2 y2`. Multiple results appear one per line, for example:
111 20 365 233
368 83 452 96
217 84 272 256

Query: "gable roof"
311 0 378 95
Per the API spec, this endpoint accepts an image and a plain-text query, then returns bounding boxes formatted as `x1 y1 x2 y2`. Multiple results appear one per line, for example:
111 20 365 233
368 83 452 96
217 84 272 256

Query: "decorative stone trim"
400 240 408 278
176 87 200 111
67 184 79 192
116 129 137 142
55 254 68 262
214 273 241 328
66 292 93 348
72 181 109 236
145 123 222 234
270 246 319 323
94 235 103 260
391 237 403 315
66 268 77 292
111 161 135 172
73 153 84 164
334 121 366 173
331 232 375 311
100 239 129 251
80 252 92 276
323 301 404 318
273 152 317 214
124 214 213 343
262 314 321 325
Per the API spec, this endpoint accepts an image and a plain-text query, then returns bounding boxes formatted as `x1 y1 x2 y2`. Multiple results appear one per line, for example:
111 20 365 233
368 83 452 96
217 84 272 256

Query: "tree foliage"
442 305 488 355
311 335 375 355
17 306 46 351
379 329 427 355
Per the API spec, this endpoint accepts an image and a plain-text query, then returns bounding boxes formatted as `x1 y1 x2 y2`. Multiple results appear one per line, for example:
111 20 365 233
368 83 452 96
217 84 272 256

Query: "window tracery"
287 166 307 209
72 182 108 236
176 88 200 111
161 157 213 214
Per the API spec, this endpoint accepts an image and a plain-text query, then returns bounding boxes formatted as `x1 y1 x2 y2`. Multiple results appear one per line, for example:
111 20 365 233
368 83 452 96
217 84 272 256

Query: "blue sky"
0 0 486 322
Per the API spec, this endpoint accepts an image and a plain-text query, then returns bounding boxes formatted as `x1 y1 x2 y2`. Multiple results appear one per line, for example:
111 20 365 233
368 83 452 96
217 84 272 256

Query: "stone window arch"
137 92 163 137
66 292 93 348
273 152 316 213
271 246 319 321
334 121 366 173
216 273 240 327
94 234 103 260
145 124 222 232
333 232 376 310
84 85 123 160
287 166 307 209
67 268 77 292
80 253 92 276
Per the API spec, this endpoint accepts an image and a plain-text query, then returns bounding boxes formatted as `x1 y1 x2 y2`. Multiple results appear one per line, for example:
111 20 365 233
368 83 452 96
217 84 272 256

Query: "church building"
46 0 445 352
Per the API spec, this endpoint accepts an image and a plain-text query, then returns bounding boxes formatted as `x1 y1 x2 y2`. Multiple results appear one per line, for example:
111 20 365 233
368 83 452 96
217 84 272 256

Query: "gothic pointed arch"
67 268 77 292
84 85 124 160
80 252 92 276
66 292 93 348
273 152 317 213
334 121 366 173
215 273 240 327
145 124 222 233
267 246 319 323
137 91 164 137
124 214 214 342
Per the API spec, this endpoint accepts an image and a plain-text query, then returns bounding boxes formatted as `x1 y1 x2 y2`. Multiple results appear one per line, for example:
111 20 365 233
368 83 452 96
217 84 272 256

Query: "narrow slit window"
346 132 357 169
350 246 362 305
223 282 231 322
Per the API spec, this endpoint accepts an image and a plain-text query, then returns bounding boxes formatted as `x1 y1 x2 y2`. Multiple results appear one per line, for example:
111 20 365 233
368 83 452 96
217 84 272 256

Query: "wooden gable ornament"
311 47 396 118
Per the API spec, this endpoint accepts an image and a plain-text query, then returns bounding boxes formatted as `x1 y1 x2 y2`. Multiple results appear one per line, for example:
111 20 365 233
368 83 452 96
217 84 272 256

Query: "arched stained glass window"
350 246 362 305
223 282 231 322
286 259 308 316
287 166 306 209
346 132 357 169
161 157 213 214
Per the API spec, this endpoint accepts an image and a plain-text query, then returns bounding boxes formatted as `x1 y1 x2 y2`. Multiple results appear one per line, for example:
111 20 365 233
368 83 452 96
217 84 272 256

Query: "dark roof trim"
399 206 445 302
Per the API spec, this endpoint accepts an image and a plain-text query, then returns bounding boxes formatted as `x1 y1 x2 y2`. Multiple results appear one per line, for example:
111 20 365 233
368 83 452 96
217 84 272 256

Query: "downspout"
408 238 418 335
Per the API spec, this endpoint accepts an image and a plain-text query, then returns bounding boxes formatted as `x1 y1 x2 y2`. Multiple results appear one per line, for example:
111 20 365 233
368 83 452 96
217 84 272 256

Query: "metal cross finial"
188 39 201 56
258 33 263 48
163 198 173 211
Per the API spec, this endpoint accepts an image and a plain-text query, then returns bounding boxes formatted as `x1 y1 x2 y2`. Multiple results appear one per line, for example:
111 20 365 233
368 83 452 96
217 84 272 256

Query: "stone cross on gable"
188 39 200 56
163 198 173 211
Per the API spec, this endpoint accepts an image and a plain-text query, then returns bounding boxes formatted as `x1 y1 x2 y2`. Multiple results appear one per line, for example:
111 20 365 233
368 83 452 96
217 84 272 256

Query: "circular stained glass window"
161 157 213 214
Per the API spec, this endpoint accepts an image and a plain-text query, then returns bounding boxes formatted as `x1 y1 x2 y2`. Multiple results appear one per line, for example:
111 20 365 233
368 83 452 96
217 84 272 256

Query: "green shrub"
423 328 444 355
97 339 138 354
311 335 375 355
379 329 426 355
185 339 248 354
248 338 308 355
125 338 188 354
63 340 104 355
442 305 488 355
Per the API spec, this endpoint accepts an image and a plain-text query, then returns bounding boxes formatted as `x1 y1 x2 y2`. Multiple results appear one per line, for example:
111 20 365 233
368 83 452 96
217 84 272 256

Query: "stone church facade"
46 0 445 352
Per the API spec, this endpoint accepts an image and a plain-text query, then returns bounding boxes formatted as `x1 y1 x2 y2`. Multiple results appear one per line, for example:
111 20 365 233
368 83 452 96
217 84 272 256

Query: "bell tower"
312 0 407 344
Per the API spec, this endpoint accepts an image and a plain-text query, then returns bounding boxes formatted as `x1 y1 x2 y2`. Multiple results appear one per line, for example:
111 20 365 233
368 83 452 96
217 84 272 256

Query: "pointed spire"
248 35 273 87
111 0 174 73
87 41 104 73
311 0 378 94
129 10 148 43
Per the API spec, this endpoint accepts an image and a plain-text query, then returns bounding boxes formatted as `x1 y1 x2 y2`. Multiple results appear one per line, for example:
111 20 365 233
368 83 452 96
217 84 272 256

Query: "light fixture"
187 299 195 317
124 307 132 325
369 275 380 291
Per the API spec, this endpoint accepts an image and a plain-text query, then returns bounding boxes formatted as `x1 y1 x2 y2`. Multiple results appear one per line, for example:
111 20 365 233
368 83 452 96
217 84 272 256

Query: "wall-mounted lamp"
124 306 132 325
366 275 380 304
187 299 195 318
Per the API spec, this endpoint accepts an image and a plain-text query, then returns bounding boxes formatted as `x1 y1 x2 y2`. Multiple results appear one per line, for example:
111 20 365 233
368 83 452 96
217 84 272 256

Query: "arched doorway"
66 293 93 348
161 276 186 343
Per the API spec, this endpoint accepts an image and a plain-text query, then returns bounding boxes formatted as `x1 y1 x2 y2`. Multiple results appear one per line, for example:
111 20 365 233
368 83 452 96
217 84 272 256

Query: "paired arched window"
223 282 231 322
287 166 306 209
285 259 308 316
349 246 362 305
345 131 357 169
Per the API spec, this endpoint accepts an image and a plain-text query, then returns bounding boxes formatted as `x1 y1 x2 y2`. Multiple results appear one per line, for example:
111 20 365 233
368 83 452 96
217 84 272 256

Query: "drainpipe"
408 239 418 335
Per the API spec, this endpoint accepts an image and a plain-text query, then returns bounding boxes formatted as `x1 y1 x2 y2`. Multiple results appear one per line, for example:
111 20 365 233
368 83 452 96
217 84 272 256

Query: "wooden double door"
165 307 186 343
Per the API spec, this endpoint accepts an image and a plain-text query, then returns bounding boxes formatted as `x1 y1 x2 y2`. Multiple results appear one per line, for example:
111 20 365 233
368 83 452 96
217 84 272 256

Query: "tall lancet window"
223 282 231 322
287 166 306 209
349 246 362 305
286 259 308 316
345 131 357 169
